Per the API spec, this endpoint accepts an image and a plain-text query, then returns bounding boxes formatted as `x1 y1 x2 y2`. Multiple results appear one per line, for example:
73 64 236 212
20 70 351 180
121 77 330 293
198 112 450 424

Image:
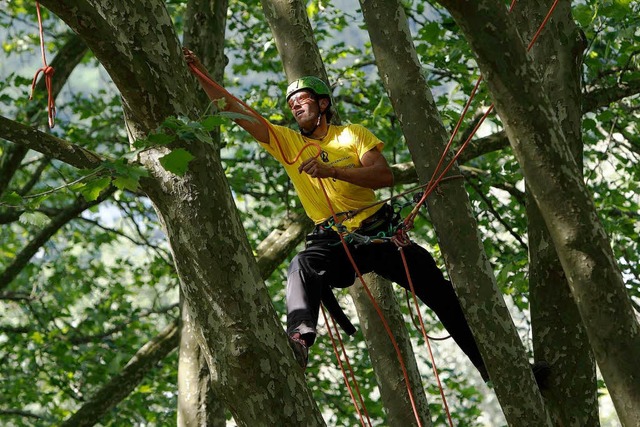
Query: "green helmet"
286 76 332 104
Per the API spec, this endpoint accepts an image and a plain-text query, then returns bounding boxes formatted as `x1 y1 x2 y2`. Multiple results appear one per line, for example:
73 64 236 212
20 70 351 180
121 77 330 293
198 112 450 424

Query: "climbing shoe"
288 333 309 370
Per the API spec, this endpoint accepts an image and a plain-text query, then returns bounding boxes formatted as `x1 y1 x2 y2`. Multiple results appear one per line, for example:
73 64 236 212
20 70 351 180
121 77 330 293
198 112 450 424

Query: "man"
183 49 489 378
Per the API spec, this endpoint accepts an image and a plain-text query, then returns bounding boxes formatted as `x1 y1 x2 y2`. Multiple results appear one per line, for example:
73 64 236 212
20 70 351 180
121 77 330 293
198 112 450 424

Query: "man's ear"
319 98 330 111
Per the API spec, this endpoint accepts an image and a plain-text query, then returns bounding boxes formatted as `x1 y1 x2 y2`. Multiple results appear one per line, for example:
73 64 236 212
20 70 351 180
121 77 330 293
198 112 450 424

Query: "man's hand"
183 47 196 63
183 47 206 73
298 158 335 179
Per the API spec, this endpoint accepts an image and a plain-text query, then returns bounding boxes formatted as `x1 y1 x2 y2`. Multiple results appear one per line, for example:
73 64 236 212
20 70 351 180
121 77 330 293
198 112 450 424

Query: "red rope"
30 1 56 128
527 0 560 51
400 248 454 426
322 307 372 427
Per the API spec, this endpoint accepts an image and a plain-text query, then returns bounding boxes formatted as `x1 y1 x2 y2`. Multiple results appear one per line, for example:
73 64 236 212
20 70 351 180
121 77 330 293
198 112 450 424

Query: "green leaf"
138 385 153 393
159 148 194 177
372 97 392 118
113 175 139 192
25 194 50 210
19 212 50 228
31 331 44 345
79 177 112 202
147 132 175 145
421 22 441 43
1 191 22 206
201 115 225 131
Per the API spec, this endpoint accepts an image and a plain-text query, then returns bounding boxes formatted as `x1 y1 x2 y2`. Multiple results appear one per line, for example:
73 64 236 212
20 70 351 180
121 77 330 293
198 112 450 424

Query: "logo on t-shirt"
320 150 329 163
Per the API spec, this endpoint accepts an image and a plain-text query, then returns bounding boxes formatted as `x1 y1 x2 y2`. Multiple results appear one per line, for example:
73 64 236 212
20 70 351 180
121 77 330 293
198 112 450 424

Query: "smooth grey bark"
512 1 599 425
438 0 640 424
38 1 325 425
349 274 432 427
178 298 223 427
358 1 551 425
258 0 325 83
178 1 230 425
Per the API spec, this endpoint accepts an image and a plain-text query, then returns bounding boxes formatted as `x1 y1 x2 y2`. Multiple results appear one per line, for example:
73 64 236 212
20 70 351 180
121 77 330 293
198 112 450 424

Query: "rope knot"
391 227 411 248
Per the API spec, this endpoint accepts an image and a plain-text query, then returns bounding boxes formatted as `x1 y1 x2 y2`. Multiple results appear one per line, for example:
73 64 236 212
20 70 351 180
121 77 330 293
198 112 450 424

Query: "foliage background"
0 0 637 425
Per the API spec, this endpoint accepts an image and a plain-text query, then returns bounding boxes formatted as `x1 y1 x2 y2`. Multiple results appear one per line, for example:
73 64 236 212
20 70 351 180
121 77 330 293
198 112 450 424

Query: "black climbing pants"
286 204 485 373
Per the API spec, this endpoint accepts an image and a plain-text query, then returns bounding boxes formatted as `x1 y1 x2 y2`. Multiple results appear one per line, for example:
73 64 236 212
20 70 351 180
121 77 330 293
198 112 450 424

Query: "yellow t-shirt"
260 123 385 231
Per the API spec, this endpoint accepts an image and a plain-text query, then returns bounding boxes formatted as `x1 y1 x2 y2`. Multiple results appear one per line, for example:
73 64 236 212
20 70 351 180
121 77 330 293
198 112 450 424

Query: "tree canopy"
0 0 638 426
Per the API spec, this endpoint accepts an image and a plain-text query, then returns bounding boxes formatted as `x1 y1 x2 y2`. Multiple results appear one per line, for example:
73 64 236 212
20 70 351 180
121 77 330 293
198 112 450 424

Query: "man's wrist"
332 167 338 179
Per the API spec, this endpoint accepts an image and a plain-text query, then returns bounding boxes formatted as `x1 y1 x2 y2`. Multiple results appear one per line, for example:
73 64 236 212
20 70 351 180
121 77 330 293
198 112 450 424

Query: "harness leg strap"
321 287 356 336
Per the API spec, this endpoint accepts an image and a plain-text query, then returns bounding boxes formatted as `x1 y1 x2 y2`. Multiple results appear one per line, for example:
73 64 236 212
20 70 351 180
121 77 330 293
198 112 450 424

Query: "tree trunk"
438 0 640 424
513 1 599 425
259 0 326 83
358 0 551 425
178 299 225 427
178 1 229 425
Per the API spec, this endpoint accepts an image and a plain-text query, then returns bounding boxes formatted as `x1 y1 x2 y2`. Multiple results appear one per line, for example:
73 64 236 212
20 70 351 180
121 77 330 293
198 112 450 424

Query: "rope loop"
31 1 56 128
391 227 412 248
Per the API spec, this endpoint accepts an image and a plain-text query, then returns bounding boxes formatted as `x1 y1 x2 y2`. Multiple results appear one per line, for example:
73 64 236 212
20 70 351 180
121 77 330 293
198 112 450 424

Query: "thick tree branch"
255 210 312 279
0 116 103 170
0 409 44 422
583 73 640 111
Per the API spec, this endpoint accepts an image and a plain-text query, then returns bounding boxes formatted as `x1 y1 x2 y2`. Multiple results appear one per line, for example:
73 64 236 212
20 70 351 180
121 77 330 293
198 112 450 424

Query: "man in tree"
184 49 488 378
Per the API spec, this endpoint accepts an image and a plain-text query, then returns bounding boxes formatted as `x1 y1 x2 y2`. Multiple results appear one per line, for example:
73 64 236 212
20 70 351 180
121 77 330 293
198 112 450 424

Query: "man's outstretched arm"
184 48 270 144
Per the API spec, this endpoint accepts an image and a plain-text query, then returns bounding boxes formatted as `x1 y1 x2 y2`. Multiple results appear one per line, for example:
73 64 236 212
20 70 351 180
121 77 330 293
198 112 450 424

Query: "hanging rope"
30 1 56 128
399 247 454 426
322 306 372 427
406 0 561 226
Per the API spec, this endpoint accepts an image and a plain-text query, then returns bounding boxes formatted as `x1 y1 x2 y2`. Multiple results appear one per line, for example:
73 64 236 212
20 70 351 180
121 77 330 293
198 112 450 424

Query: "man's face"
288 90 320 130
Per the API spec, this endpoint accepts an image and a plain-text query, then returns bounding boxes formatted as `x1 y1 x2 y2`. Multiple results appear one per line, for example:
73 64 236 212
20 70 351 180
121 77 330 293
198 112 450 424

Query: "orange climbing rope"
322 306 372 427
30 1 56 128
